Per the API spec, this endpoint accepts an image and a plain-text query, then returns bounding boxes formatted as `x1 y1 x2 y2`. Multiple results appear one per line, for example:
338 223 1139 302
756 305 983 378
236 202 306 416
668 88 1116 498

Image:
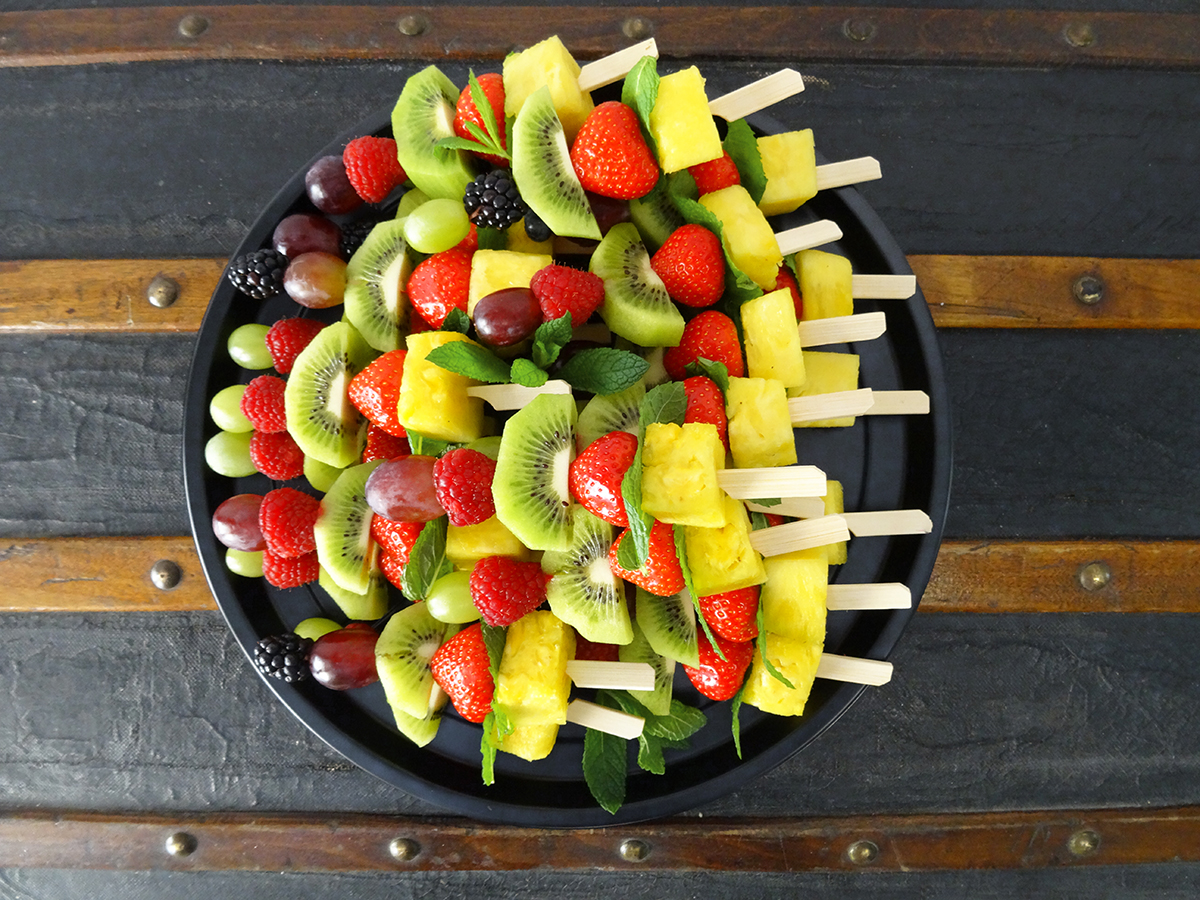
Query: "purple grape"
472 288 543 347
212 494 265 551
305 155 363 215
309 627 379 690
273 213 342 259
365 456 444 522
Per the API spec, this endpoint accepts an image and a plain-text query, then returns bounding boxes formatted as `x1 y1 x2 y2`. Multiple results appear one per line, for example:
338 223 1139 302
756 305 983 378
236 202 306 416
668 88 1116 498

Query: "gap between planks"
2 536 1196 614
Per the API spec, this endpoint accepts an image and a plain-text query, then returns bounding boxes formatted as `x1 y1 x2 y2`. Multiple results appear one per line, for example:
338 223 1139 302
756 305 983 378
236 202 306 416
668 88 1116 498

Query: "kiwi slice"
511 86 600 241
344 219 412 352
391 66 477 201
543 506 633 645
591 223 685 348
285 321 373 467
629 178 686 252
493 392 577 552
635 586 699 668
576 379 644 451
314 459 382 594
376 603 457 720
317 560 389 621
619 620 675 716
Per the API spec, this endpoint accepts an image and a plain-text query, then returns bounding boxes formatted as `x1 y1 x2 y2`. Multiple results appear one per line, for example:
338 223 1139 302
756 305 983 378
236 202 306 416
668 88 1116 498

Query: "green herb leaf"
606 690 707 775
784 252 800 282
674 526 725 661
477 226 508 251
426 341 512 384
639 381 688 430
730 682 745 760
481 621 507 674
582 694 628 815
406 431 453 457
478 623 508 787
748 497 782 508
755 602 795 689
618 466 651 569
558 348 649 396
510 357 549 387
400 518 452 603
531 314 574 370
443 70 509 162
441 308 470 334
620 55 660 156
685 357 730 394
434 135 496 155
722 119 768 204
749 510 772 533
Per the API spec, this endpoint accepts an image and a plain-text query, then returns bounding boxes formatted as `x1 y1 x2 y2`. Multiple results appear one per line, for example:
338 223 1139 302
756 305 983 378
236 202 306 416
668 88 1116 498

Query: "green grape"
303 455 343 493
395 187 431 219
402 198 470 254
210 384 252 432
205 430 256 477
425 570 480 624
225 548 264 577
227 323 273 369
294 616 342 641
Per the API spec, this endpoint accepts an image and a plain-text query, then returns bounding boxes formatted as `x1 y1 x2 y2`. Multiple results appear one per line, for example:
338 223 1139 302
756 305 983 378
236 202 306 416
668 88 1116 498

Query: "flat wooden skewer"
797 311 886 347
826 583 912 610
851 273 918 299
816 653 893 686
717 465 826 499
748 515 850 557
577 39 659 92
788 388 930 423
565 698 645 740
776 220 843 255
708 69 804 121
744 500 933 539
467 379 572 410
566 660 656 692
815 157 882 191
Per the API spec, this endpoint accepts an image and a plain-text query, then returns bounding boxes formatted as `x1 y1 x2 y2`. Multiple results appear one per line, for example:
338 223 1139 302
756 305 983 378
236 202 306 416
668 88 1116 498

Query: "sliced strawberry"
406 248 472 328
683 631 754 701
688 150 741 195
454 73 508 168
569 101 659 200
774 264 803 320
568 430 638 528
348 349 407 438
683 375 728 450
663 310 744 380
651 224 725 308
698 586 760 643
607 521 685 598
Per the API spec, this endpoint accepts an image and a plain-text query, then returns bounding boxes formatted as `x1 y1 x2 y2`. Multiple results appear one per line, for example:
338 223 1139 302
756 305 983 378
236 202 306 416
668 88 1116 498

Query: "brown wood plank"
0 806 1196 871
0 6 1198 69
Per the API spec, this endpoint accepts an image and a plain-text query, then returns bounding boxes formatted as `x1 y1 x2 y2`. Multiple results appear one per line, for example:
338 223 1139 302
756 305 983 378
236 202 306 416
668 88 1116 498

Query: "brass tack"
165 832 197 857
389 837 421 861
842 19 877 43
1063 22 1096 49
1078 561 1112 593
1072 273 1105 306
846 839 879 865
177 14 209 38
618 838 650 862
147 274 180 309
150 559 183 591
622 17 654 41
1068 829 1100 857
396 15 427 37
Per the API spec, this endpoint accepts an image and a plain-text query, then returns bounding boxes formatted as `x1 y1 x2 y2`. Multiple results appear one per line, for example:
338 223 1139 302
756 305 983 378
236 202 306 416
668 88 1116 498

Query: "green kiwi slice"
511 85 600 241
619 619 675 715
317 560 388 621
629 178 686 252
493 392 577 552
590 222 685 348
542 506 633 645
284 321 373 468
344 219 412 352
576 379 644 451
314 459 382 594
391 66 477 201
635 586 699 668
376 602 457 721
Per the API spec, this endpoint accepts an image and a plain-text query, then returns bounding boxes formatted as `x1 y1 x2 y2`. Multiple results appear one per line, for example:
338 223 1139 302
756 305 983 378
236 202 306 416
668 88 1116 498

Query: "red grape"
365 456 444 522
283 251 347 309
472 288 542 347
272 213 341 259
212 493 266 551
587 192 632 235
305 155 363 215
309 627 379 690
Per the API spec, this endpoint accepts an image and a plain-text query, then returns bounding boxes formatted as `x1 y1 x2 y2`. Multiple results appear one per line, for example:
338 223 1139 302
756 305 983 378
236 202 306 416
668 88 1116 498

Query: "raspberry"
463 170 527 231
258 487 320 559
249 430 305 481
371 517 423 563
262 549 319 589
529 264 605 326
343 136 406 204
469 556 549 627
688 151 741 196
227 248 287 300
362 425 411 463
265 317 325 374
432 448 497 527
253 632 313 682
240 374 288 433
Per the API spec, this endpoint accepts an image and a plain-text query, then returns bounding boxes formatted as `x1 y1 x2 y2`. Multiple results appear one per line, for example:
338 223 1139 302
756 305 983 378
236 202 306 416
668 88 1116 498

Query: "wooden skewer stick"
789 388 875 424
815 156 882 190
717 465 826 500
708 69 805 121
577 39 659 92
776 220 843 256
797 311 886 348
565 698 645 740
868 390 931 415
748 515 850 557
746 497 825 518
566 660 656 692
851 273 918 299
826 583 912 610
843 509 933 537
467 379 572 410
816 653 893 686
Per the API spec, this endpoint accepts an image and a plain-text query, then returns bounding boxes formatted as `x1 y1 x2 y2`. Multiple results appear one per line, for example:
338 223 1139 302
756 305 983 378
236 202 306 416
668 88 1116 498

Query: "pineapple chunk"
699 185 783 290
760 547 828 642
504 36 594 141
467 249 554 316
725 377 797 468
641 422 727 528
496 722 560 762
648 66 724 173
789 351 861 427
742 288 806 388
683 494 767 596
796 249 853 320
493 610 576 728
741 634 822 716
397 331 485 443
824 479 847 566
757 130 817 216
446 515 531 569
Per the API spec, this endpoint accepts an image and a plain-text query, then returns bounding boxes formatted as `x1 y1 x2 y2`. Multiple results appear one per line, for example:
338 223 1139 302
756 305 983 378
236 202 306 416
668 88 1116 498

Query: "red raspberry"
688 151 741 195
469 556 550 627
607 521 685 597
774 265 803 320
258 487 320 559
683 631 754 701
568 430 638 527
429 622 496 723
574 635 621 662
406 248 472 328
570 101 659 200
265 317 325 374
663 310 744 381
651 224 725 308
454 72 508 168
262 549 319 589
378 548 406 590
432 448 496 527
343 136 406 204
529 264 605 326
249 430 305 481
683 375 728 450
371 517 423 563
348 349 407 438
698 586 760 643
362 425 411 463
240 374 288 433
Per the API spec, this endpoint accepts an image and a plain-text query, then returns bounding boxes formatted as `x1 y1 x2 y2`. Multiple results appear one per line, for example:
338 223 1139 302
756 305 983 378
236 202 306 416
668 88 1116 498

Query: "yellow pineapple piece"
648 66 724 173
699 185 783 290
741 634 822 716
493 610 576 728
503 36 594 141
760 547 828 643
757 130 817 216
824 479 847 565
397 331 485 442
467 249 554 316
683 494 767 596
796 248 853 320
496 722 559 762
507 219 554 256
641 422 726 528
725 377 797 468
741 288 806 388
446 515 531 569
789 351 861 427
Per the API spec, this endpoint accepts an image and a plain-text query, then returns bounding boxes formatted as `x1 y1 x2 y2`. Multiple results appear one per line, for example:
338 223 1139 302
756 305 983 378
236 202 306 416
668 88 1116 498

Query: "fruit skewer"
815 654 893 686
716 464 827 499
788 387 930 424
576 38 660 92
565 698 645 739
566 660 656 691
797 311 887 348
747 510 931 557
746 499 934 537
466 380 572 410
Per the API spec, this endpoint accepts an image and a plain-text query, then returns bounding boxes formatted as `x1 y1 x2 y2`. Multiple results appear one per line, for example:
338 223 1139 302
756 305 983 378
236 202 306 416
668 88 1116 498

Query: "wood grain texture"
0 6 1198 69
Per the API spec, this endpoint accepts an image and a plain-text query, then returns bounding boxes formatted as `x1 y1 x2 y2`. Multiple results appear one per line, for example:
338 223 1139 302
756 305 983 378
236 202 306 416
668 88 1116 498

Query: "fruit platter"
183 37 950 827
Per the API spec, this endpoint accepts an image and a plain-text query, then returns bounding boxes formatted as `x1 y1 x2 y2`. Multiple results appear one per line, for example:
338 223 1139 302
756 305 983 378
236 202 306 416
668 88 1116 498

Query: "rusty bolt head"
178 14 209 38
397 15 427 36
147 274 180 308
1078 561 1112 592
843 19 877 42
1063 22 1096 49
619 838 650 862
1072 274 1105 306
150 559 182 591
846 839 879 865
389 837 420 861
165 832 197 857
1068 829 1100 857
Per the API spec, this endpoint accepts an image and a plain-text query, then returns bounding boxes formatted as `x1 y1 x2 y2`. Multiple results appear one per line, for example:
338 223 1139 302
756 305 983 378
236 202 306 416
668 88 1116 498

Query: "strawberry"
530 264 605 326
774 264 803 320
249 430 305 481
569 101 659 201
663 310 744 380
240 374 288 433
454 72 509 168
258 487 320 559
343 136 406 204
362 425 411 463
688 150 741 195
574 635 621 663
683 631 754 701
469 556 550 627
433 448 497 527
378 548 406 590
683 375 728 449
262 549 319 589
265 317 325 374
568 430 638 527
455 221 479 253
348 349 407 438
608 521 685 597
698 586 759 642
406 248 472 328
370 517 423 562
651 224 725 308
429 622 496 723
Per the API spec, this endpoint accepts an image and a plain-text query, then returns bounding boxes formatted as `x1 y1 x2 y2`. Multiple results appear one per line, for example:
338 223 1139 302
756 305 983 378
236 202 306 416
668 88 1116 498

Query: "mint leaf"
558 348 648 396
400 518 452 603
748 497 782 508
750 510 772 533
510 357 549 387
684 357 730 394
468 71 509 161
730 682 746 759
435 135 495 155
478 622 508 786
639 381 688 430
674 526 724 661
621 55 659 156
784 252 800 282
531 314 574 370
619 463 651 569
426 341 512 384
722 119 767 204
441 308 470 334
406 431 452 457
477 226 507 251
607 690 707 775
582 692 628 814
755 601 795 689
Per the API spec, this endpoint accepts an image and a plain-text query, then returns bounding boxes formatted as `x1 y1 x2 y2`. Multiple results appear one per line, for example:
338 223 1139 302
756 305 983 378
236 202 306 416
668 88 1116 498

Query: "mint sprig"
435 70 510 162
684 357 730 394
510 357 549 387
400 518 452 603
479 622 508 786
730 682 746 759
531 314 573 370
722 119 768 205
425 340 512 384
441 307 470 334
620 55 659 157
558 348 648 395
755 601 795 689
674 525 726 662
406 431 453 457
582 693 628 814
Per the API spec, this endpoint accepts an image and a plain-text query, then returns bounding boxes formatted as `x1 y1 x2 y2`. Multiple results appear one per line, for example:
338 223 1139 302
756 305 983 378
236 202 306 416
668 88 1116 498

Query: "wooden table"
2 4 1199 896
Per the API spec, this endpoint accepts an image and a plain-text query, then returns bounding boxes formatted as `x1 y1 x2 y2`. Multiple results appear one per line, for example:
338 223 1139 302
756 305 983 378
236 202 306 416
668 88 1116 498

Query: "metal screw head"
150 559 183 591
842 19 877 42
846 839 879 865
396 15 427 36
618 838 650 862
622 17 654 40
1072 274 1105 306
147 274 180 309
178 14 209 38
165 832 197 857
389 837 420 861
1078 561 1112 592
1068 829 1100 857
1063 22 1096 48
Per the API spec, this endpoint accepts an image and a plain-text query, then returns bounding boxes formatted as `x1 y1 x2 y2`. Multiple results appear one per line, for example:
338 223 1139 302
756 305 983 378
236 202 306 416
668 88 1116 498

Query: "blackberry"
253 632 313 683
228 248 288 299
463 170 528 231
339 218 379 259
523 210 552 243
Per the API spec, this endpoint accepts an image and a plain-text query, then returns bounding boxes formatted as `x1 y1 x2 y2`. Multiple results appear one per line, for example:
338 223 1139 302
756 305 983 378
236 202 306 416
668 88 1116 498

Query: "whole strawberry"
530 264 605 326
430 622 496 723
569 101 659 201
683 375 728 450
663 310 744 380
378 548 406 590
568 430 638 527
774 265 803 320
240 374 288 434
433 448 497 527
371 516 424 562
343 136 406 204
470 556 550 627
362 425 411 463
688 150 741 195
348 349 407 438
406 248 472 328
683 631 754 701
608 521 685 597
454 72 509 168
249 430 305 481
651 224 725 308
698 586 760 643
259 487 321 559
265 317 325 374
